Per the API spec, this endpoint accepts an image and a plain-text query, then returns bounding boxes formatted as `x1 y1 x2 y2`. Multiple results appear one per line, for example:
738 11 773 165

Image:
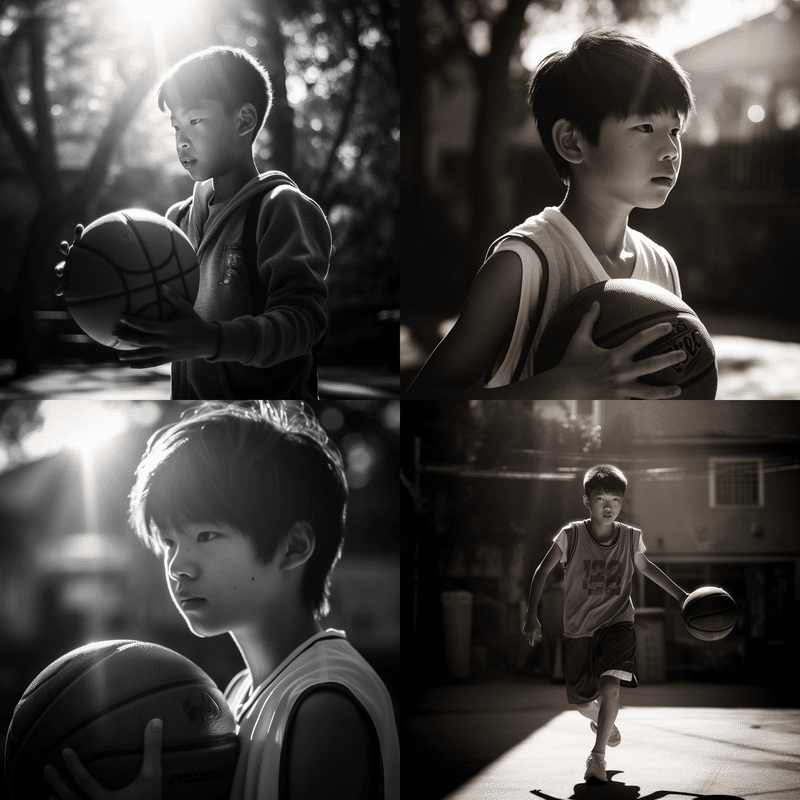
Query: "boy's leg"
575 698 601 723
591 675 620 755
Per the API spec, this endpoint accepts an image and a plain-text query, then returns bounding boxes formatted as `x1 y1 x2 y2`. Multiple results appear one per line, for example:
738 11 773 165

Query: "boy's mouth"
179 596 206 610
182 158 197 169
651 176 674 187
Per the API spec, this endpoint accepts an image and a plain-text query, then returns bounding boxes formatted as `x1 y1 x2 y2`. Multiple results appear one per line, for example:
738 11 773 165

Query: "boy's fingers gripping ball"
4 640 239 800
60 209 199 350
681 586 737 641
533 279 718 399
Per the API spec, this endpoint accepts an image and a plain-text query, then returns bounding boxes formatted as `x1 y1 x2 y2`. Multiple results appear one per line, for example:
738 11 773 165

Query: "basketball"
681 587 737 641
533 279 717 399
4 640 239 800
61 209 199 350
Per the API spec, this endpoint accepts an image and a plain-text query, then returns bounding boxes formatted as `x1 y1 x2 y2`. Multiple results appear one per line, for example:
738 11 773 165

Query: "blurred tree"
0 0 398 376
408 0 688 278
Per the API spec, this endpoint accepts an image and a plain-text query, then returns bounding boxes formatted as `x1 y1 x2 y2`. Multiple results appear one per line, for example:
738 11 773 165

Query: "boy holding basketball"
407 30 695 399
523 465 688 783
45 402 399 800
62 47 330 400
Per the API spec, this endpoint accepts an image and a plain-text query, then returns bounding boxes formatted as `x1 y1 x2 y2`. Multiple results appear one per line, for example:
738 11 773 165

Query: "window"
709 458 763 507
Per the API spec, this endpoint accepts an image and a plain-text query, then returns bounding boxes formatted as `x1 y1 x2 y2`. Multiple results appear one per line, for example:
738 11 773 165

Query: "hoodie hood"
188 170 299 261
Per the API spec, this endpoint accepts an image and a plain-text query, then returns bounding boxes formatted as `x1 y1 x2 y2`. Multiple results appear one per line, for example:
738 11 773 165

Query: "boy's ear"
237 103 258 139
280 521 315 571
583 494 590 510
552 118 586 166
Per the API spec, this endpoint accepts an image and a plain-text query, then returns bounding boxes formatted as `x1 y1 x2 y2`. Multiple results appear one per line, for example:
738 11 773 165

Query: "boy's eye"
637 124 654 132
189 118 201 125
197 530 218 543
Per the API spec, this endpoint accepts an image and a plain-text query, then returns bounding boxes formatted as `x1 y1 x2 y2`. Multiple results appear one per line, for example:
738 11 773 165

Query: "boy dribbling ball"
523 465 689 784
407 30 697 400
44 401 399 800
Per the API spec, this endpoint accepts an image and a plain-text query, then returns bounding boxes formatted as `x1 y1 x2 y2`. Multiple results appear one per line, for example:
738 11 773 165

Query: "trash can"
634 607 666 684
441 590 473 679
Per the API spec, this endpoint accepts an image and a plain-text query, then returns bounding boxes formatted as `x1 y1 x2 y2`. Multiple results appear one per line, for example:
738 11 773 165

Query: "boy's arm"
283 690 379 800
523 541 563 645
406 250 524 396
115 190 329 369
208 189 330 368
406 253 689 400
633 551 689 604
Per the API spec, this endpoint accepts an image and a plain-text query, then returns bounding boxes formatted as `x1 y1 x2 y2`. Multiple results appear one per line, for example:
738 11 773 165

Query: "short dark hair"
129 402 348 619
527 29 696 184
156 46 273 142
583 464 627 496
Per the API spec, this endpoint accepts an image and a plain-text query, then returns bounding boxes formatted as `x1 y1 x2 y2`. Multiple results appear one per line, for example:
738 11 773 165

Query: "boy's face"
168 99 246 182
583 489 624 523
158 520 283 638
580 111 683 209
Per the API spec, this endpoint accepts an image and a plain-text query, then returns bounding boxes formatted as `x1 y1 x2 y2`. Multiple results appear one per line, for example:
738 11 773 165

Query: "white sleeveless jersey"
554 521 646 638
485 206 682 386
224 629 400 800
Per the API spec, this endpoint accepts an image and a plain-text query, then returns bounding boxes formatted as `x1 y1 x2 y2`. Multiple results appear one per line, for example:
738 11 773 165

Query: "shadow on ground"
531 772 745 800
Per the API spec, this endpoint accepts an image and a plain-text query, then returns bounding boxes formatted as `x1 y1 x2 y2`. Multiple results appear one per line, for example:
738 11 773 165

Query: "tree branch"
312 0 367 205
66 65 156 211
0 70 39 185
28 8 59 198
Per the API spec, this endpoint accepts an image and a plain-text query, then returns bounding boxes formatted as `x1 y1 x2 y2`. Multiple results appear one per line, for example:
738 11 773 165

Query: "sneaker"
584 752 607 783
591 720 621 747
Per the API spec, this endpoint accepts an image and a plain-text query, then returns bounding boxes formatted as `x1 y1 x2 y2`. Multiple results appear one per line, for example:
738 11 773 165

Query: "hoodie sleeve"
207 184 331 368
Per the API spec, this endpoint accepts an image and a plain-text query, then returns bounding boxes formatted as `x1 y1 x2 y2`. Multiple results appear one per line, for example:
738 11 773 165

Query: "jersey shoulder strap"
564 521 580 570
485 234 550 384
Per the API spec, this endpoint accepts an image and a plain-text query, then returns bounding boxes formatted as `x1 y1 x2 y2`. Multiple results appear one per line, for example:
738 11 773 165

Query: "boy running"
523 464 688 783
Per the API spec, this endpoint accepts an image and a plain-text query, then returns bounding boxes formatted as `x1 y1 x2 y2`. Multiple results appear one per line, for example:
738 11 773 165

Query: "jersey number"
582 559 622 596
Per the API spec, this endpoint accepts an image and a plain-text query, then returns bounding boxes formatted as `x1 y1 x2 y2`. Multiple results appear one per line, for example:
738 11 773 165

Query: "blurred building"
404 401 800 690
676 5 800 144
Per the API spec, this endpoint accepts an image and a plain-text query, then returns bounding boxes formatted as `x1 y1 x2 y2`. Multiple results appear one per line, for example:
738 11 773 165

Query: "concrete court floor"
404 678 800 800
0 362 399 399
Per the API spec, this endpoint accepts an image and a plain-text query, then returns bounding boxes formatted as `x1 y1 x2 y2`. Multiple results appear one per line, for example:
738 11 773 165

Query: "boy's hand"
544 301 687 399
114 285 219 367
44 718 162 800
523 615 543 647
55 224 84 298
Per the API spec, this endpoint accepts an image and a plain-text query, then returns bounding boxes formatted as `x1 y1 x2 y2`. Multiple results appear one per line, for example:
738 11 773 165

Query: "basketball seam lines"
593 311 697 348
39 679 218 766
68 241 134 313
67 226 198 313
8 642 136 780
80 734 240 766
122 211 172 319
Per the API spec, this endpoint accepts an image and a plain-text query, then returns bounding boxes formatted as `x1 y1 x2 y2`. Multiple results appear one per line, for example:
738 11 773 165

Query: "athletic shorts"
564 622 638 705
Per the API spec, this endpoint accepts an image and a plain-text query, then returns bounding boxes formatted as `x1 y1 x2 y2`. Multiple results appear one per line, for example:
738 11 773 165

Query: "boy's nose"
168 551 197 580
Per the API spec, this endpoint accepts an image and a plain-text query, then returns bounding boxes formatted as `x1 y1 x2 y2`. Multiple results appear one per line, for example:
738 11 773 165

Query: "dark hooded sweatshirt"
165 171 331 399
